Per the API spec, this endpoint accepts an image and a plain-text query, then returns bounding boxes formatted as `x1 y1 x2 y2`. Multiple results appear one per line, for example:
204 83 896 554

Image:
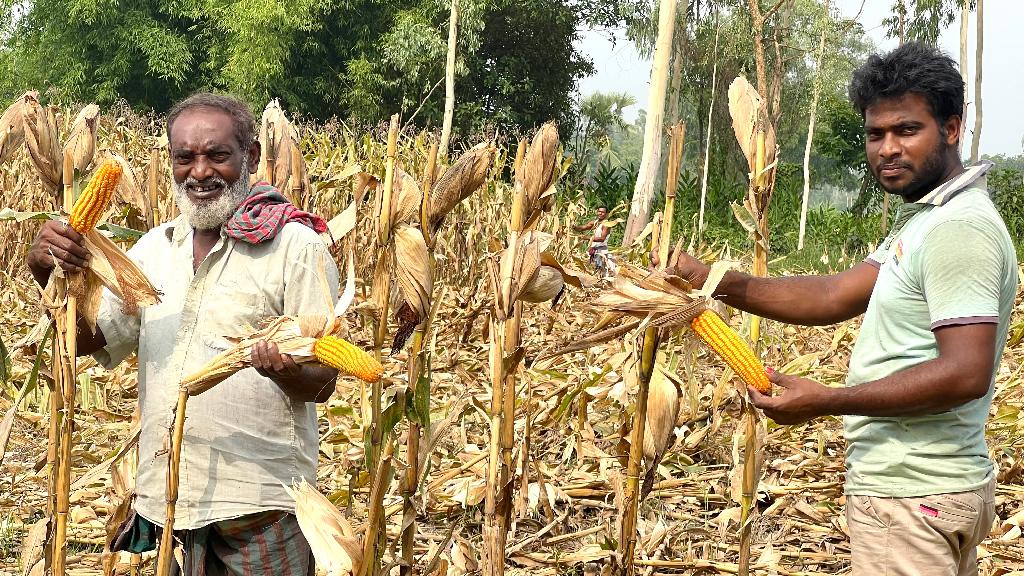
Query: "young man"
573 205 611 272
670 43 1015 575
27 93 338 575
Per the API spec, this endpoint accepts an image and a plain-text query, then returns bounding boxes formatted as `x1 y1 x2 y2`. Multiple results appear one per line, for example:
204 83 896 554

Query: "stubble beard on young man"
873 139 951 202
173 160 251 231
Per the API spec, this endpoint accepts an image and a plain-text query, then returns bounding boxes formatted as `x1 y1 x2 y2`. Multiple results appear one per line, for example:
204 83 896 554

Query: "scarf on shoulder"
223 181 327 244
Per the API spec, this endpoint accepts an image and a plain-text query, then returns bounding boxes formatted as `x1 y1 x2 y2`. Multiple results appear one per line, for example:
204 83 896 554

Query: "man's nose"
190 155 214 181
878 132 901 160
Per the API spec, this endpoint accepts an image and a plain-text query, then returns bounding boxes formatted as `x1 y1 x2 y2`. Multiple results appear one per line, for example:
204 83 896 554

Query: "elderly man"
670 43 1015 575
27 93 338 575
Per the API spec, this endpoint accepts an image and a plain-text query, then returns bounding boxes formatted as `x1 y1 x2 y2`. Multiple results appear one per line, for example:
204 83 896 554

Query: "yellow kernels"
313 336 384 383
68 160 122 233
690 309 771 394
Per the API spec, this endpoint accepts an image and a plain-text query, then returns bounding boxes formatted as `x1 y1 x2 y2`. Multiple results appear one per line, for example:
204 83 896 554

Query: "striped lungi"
114 510 314 576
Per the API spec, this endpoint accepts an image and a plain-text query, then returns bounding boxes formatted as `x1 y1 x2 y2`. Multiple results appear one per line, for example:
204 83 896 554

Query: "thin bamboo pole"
697 16 720 240
155 389 188 576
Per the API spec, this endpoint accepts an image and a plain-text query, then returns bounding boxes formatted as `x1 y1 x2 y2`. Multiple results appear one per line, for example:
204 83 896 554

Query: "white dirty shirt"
845 162 1018 497
94 216 340 529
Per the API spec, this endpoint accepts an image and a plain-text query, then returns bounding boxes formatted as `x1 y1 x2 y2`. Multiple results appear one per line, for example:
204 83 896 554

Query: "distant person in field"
573 205 611 272
669 42 1015 575
27 93 337 575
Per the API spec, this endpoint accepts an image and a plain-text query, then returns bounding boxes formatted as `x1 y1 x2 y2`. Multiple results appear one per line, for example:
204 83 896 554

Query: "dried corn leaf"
392 168 422 227
83 228 162 316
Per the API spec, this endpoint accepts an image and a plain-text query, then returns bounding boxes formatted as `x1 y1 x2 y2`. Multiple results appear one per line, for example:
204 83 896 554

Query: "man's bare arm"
671 251 878 326
751 323 996 423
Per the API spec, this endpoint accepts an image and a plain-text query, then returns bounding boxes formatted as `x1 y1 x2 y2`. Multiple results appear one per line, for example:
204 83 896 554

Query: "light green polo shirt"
844 162 1018 497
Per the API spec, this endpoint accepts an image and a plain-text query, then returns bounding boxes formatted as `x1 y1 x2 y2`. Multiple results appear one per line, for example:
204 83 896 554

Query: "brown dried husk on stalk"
256 99 300 193
285 479 363 576
390 168 423 227
102 150 148 213
516 122 560 228
428 141 496 232
80 229 162 322
727 76 776 175
63 104 101 172
0 91 36 166
22 96 61 194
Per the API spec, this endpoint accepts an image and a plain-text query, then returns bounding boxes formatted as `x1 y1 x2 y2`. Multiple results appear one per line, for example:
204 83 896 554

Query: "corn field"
1 101 1024 576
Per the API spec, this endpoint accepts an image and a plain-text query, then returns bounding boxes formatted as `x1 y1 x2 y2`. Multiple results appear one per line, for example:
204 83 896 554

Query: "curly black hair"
848 41 964 125
166 93 257 151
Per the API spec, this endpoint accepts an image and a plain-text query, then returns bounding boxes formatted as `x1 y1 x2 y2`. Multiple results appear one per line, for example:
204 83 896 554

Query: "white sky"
575 1 1023 156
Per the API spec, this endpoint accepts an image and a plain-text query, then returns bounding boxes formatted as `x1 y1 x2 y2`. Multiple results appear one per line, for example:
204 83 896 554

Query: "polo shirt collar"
913 160 993 207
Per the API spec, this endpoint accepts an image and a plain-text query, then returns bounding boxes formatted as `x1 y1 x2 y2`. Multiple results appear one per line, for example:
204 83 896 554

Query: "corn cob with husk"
62 104 100 173
49 159 162 331
0 91 37 167
22 95 62 194
285 480 363 576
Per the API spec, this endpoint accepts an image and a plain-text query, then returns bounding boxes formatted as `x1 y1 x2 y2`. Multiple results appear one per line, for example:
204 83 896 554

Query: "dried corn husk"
0 91 35 166
285 480 363 576
516 122 559 226
393 224 432 320
19 518 47 576
81 229 162 319
256 99 299 192
643 365 680 462
518 265 564 303
428 141 495 231
63 104 100 172
102 150 147 213
391 168 423 227
727 76 777 178
22 96 61 194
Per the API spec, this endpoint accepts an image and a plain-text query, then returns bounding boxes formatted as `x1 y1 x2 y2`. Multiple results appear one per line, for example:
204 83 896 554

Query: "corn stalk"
155 389 188 576
483 125 560 576
50 151 78 576
399 139 440 576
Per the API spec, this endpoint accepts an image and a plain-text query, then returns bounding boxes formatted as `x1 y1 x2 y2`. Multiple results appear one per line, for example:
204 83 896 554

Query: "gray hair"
167 93 257 151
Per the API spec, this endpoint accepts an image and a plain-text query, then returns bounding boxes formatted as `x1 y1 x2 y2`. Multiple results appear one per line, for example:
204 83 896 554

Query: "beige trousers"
846 479 996 576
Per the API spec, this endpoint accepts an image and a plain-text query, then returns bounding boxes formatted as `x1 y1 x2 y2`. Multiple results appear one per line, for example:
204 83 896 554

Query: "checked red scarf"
224 181 327 244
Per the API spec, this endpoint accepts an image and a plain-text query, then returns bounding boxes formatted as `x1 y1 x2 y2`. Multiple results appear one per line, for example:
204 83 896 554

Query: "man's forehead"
864 93 933 126
170 109 238 149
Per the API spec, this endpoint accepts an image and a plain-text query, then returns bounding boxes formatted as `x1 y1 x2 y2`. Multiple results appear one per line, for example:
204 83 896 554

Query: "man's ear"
247 140 262 172
944 115 963 147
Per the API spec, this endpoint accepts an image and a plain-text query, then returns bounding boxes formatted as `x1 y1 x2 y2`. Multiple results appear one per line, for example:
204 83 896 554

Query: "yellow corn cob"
690 309 771 394
68 159 122 233
313 336 384 383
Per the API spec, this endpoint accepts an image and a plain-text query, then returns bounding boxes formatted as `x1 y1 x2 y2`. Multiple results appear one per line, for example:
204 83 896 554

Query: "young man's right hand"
27 220 90 286
666 251 712 290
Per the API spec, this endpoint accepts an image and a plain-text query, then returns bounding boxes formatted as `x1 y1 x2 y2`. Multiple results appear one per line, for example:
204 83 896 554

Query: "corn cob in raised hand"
313 335 384 383
68 159 122 233
690 309 771 393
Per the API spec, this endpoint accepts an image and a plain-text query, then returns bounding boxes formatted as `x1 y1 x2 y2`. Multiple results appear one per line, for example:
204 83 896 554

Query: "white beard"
173 161 251 231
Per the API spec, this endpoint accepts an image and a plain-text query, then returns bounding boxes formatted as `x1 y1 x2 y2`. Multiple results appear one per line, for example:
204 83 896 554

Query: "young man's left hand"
251 340 303 381
747 370 834 425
